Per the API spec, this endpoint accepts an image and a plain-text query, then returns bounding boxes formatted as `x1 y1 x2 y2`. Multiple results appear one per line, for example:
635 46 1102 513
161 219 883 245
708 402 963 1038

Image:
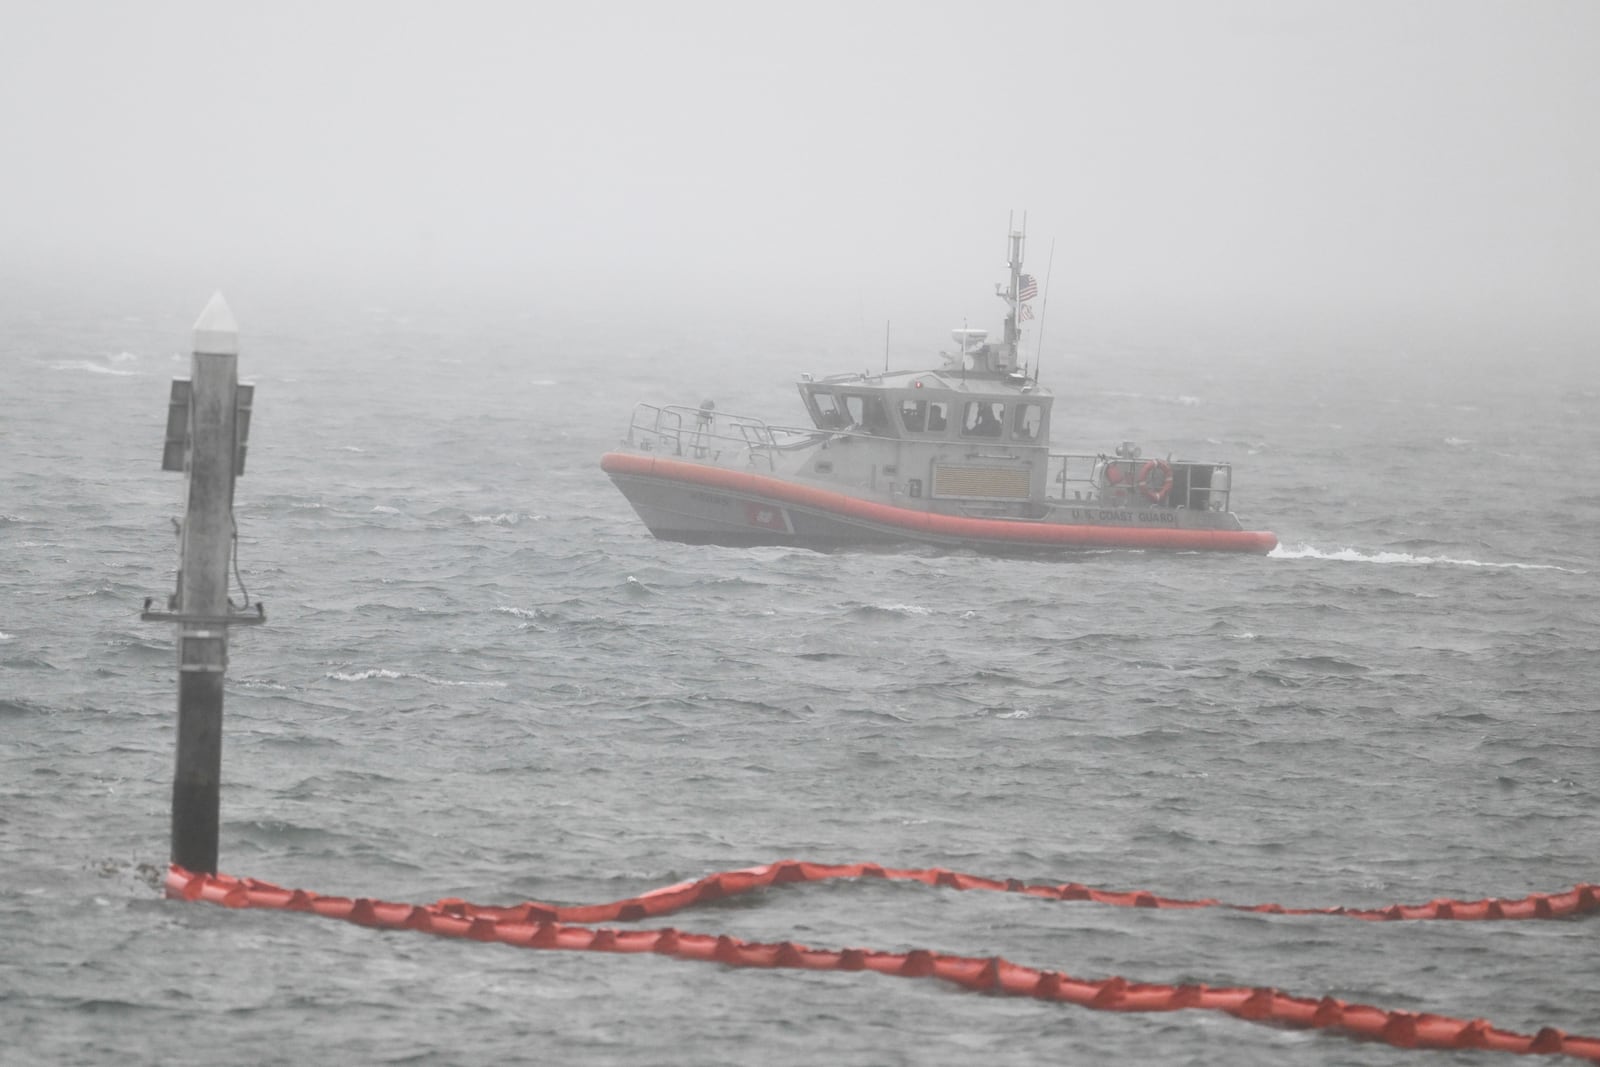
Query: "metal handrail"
626 403 822 471
1045 452 1234 511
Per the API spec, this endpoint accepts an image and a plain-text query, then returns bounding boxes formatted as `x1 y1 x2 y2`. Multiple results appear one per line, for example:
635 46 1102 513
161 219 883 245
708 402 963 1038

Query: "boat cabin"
797 373 1051 448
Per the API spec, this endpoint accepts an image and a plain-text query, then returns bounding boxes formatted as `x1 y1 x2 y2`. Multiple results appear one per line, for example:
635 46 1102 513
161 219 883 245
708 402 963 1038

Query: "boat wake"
1270 543 1578 572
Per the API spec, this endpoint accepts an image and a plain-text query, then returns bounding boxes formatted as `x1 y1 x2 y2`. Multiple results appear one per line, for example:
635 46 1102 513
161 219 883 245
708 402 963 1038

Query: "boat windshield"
804 386 896 435
805 389 849 429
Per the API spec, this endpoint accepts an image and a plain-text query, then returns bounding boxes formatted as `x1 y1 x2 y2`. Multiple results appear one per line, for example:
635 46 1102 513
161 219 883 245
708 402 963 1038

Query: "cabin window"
843 394 891 435
1013 402 1042 442
899 398 950 435
962 400 1005 438
899 398 926 432
809 391 848 429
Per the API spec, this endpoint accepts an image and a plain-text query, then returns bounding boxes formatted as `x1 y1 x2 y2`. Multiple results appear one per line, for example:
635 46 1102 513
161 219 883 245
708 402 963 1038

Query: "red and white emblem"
743 502 793 532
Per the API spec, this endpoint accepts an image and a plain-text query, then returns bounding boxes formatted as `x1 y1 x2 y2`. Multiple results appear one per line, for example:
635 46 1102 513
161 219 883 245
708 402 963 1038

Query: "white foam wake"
327 668 506 687
1270 544 1576 572
876 603 934 616
50 359 138 376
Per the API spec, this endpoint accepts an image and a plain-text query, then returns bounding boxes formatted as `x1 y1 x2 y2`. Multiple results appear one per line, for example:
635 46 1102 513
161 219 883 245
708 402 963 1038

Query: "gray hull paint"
608 469 1258 554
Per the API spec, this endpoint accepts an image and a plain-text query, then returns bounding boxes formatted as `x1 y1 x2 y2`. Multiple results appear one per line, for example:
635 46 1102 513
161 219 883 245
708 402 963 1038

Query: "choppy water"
3 288 1598 1065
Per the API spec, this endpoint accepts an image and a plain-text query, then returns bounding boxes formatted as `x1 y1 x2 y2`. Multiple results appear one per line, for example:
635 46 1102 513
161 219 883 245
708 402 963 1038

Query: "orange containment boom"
407 857 1600 926
166 864 1600 1061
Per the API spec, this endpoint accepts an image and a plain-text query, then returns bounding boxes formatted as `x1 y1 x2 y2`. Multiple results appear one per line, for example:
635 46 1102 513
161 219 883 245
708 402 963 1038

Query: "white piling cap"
192 292 239 356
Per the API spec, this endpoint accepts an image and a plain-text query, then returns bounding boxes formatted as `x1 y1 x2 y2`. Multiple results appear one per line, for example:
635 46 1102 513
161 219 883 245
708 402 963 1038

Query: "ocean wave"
325 667 506 688
235 817 351 848
470 512 522 525
1103 390 1203 407
1270 543 1577 571
493 605 574 629
49 359 138 376
1 654 58 671
1204 435 1271 453
1275 655 1370 675
853 602 934 617
709 575 775 589
236 677 289 690
105 635 174 659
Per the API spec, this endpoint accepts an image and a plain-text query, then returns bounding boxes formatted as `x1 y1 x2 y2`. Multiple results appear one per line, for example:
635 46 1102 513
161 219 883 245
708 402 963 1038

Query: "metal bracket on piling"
139 598 267 627
162 380 254 474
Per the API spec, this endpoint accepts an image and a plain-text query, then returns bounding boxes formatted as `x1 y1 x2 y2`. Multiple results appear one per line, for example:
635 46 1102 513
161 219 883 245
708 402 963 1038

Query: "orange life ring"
1139 459 1173 503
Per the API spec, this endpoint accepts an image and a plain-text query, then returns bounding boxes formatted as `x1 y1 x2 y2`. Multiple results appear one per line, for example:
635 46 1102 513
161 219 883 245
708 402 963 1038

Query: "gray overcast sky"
2 0 1595 346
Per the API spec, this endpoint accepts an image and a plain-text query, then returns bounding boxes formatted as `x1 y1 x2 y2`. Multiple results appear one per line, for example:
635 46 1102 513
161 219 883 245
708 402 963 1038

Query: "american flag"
1019 303 1034 321
1018 274 1038 301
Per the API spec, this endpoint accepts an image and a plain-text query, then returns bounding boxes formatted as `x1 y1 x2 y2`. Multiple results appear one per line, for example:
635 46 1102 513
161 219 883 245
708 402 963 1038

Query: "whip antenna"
1033 238 1056 382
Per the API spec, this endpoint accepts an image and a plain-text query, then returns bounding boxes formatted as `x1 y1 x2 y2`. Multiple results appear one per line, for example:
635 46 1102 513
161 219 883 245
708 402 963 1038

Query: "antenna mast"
996 212 1026 374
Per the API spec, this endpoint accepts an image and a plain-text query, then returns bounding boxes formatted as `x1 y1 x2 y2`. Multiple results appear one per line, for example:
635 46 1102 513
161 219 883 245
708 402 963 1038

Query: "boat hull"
601 452 1278 554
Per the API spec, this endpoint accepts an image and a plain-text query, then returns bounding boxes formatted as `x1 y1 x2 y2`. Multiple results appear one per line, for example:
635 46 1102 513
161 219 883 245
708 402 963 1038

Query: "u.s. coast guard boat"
601 227 1277 554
